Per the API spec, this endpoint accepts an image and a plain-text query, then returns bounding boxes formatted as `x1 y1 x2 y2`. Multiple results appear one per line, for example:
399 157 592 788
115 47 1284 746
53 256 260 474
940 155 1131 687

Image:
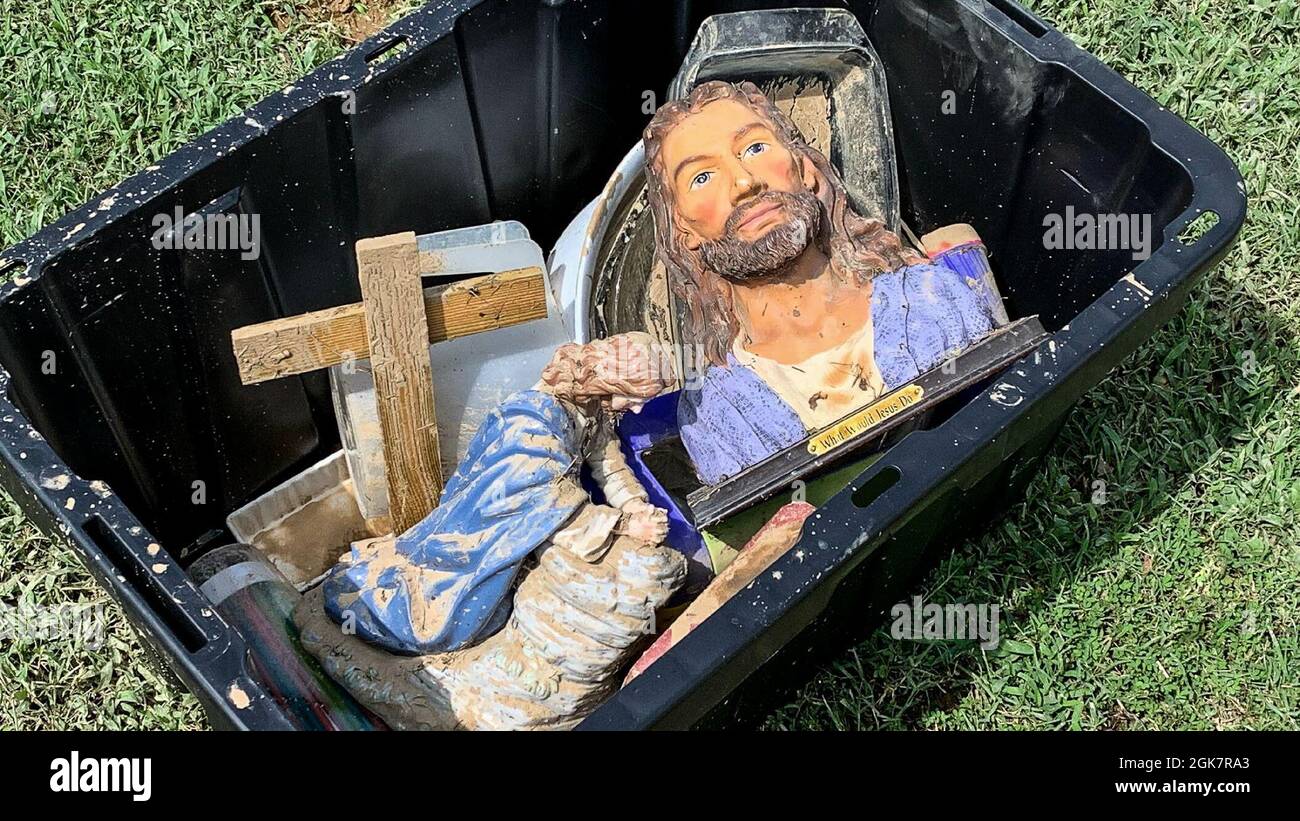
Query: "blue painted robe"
679 261 999 485
322 390 589 655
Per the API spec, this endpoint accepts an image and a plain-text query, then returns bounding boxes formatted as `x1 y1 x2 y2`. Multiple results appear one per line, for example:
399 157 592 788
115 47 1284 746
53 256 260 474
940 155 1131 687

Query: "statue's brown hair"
540 332 673 405
643 80 921 366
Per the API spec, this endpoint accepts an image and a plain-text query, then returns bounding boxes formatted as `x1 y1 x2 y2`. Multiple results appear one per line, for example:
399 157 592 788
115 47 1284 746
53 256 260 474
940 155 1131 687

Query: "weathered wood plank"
355 232 443 534
231 265 547 385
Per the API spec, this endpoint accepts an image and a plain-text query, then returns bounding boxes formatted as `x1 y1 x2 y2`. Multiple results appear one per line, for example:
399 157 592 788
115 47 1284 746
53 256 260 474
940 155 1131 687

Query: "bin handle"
982 0 1052 38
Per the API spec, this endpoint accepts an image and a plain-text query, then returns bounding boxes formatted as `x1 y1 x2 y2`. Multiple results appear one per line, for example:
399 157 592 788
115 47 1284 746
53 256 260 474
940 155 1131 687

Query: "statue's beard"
700 190 823 282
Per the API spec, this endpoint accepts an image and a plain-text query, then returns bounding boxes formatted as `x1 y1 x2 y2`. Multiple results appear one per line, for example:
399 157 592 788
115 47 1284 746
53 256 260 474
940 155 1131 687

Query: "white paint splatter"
40 474 71 490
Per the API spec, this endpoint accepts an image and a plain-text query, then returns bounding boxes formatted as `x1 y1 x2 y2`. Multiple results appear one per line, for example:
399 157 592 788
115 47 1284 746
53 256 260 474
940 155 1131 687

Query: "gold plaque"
807 385 925 455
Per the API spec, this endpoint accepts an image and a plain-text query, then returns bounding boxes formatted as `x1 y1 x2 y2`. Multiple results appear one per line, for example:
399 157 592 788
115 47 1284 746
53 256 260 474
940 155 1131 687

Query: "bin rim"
0 0 1250 731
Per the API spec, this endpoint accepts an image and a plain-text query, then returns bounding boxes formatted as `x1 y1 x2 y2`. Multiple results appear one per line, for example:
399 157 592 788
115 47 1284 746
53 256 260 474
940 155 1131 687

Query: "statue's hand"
619 502 669 545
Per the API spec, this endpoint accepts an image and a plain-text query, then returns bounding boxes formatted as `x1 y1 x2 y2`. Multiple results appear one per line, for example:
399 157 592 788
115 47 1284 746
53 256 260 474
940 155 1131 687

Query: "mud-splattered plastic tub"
0 0 1245 729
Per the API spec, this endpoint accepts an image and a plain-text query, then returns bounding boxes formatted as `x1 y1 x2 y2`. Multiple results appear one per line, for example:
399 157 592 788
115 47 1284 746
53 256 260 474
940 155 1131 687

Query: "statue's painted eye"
743 142 769 158
690 171 712 189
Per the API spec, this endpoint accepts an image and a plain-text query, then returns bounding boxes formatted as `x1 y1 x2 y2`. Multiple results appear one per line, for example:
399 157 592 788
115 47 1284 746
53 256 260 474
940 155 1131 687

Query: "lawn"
1 0 1296 730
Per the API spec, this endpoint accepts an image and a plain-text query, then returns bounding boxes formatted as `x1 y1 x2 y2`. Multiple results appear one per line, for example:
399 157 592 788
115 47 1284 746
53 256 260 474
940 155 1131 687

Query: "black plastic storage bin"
0 0 1245 730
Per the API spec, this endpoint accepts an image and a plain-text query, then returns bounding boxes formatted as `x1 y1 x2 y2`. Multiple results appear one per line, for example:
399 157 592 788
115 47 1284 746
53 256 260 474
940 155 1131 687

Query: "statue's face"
659 98 824 281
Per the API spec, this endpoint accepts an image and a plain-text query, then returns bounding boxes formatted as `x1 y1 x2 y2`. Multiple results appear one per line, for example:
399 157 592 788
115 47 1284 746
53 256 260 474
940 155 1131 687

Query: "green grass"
0 0 386 730
767 0 1300 730
1 0 1296 730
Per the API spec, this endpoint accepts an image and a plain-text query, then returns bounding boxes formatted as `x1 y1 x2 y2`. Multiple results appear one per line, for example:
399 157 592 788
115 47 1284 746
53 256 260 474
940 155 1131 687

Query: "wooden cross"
231 231 548 533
